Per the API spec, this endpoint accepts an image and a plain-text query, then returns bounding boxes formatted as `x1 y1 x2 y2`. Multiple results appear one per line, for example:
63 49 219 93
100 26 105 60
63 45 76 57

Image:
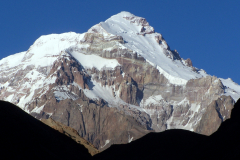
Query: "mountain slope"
0 11 240 151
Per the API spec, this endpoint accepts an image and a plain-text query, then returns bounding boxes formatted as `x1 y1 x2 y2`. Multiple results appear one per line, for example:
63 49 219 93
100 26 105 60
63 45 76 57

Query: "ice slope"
0 51 26 70
21 32 84 69
100 11 205 85
220 78 240 102
0 32 84 71
70 51 120 70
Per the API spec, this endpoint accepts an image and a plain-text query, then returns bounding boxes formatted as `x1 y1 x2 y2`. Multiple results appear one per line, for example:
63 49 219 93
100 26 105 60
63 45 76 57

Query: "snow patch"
31 105 44 114
128 136 134 143
5 94 14 102
122 72 125 77
101 139 111 148
0 51 26 70
140 95 163 106
190 103 201 113
70 51 120 70
220 78 240 102
178 97 189 106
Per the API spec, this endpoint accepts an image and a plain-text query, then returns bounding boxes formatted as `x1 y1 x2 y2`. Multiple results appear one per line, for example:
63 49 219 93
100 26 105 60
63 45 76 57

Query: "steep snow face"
220 78 240 102
0 32 85 71
100 11 205 85
0 51 26 71
21 32 84 69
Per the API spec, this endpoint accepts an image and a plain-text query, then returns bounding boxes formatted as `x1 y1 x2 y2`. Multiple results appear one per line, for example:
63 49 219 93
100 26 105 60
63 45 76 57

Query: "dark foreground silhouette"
93 98 240 160
0 99 239 160
0 100 92 159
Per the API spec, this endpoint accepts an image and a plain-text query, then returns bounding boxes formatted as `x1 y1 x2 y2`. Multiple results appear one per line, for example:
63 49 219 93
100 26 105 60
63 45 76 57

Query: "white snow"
21 32 84 68
177 97 189 106
46 112 53 117
190 103 201 113
128 135 134 143
0 32 85 71
70 51 120 70
122 72 125 77
198 69 209 77
52 85 79 101
0 51 26 70
165 99 202 131
156 65 188 85
77 104 83 112
220 78 240 102
140 95 163 106
5 94 14 102
100 11 205 85
31 105 44 114
54 91 70 101
101 139 111 148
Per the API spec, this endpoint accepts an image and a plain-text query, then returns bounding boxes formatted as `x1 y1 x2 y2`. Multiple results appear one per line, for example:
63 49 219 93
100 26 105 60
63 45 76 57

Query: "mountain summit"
0 11 240 151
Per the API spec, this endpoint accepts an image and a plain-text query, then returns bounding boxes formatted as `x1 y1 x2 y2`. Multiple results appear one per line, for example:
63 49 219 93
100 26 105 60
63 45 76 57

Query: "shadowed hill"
0 100 92 159
0 99 240 159
94 98 240 160
41 118 99 156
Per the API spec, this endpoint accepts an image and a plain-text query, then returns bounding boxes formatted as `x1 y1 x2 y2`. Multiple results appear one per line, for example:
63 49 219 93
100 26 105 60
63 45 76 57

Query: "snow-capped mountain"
1 11 240 151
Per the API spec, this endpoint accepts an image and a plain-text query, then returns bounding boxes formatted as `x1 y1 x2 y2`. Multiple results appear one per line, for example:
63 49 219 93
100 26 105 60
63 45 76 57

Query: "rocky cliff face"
0 11 240 151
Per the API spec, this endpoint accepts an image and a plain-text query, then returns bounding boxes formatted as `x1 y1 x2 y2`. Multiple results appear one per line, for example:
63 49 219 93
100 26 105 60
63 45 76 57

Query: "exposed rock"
185 58 193 67
123 16 154 35
195 95 234 135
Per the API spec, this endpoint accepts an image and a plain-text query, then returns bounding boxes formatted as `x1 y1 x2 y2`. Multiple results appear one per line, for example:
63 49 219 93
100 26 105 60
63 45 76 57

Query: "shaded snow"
101 139 111 148
220 78 240 102
140 95 163 106
190 103 201 113
31 105 44 114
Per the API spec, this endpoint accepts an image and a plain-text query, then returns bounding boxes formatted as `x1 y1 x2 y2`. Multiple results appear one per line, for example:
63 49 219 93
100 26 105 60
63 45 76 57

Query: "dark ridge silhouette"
1 99 240 159
94 98 240 160
0 100 92 159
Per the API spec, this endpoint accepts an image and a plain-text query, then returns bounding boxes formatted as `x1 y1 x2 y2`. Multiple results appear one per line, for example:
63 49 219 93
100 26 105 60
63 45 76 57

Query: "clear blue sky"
1 0 239 84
